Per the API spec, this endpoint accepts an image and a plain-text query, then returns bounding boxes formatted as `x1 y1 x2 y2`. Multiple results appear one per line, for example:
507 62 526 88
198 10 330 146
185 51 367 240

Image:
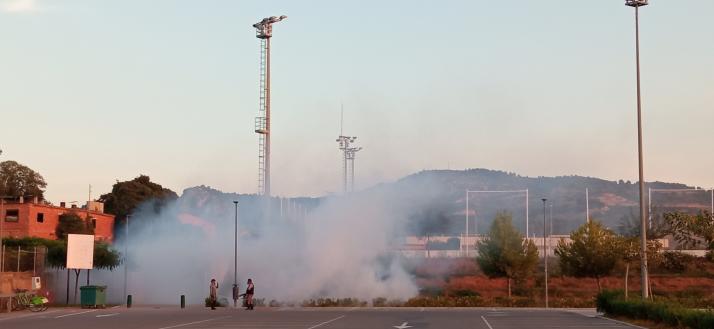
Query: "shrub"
372 297 404 307
204 297 228 308
419 287 443 297
451 289 480 297
404 296 485 307
372 297 387 307
301 298 366 307
657 251 696 273
597 290 714 329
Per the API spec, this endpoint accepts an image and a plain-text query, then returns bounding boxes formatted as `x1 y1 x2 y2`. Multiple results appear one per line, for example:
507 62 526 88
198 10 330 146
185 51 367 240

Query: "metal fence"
0 245 47 275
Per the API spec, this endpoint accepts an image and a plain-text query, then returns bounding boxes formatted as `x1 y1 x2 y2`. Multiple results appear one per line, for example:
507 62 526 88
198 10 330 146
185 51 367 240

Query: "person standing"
209 279 219 310
245 279 255 310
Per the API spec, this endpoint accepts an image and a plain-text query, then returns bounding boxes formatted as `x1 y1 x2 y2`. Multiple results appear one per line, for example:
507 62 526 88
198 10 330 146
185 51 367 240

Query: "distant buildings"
1 197 115 242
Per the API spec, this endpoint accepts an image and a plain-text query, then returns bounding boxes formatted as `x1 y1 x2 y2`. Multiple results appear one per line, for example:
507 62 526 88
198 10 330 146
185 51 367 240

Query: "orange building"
0 198 115 242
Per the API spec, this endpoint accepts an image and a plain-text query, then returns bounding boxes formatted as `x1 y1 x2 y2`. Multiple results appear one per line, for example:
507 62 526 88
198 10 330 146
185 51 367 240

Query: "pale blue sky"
1 0 712 203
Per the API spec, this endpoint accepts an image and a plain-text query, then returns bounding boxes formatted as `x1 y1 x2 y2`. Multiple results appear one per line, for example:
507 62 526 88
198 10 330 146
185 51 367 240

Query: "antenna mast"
253 15 287 197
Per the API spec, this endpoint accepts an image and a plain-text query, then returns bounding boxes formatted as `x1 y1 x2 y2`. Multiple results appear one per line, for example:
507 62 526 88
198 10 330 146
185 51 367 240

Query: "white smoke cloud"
48 187 420 305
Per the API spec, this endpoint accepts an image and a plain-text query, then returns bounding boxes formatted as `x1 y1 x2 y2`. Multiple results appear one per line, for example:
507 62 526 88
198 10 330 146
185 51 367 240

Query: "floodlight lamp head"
253 15 286 39
625 0 648 7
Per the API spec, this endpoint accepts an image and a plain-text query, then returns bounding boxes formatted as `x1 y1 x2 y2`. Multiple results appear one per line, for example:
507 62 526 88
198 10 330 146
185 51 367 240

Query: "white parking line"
598 316 648 328
306 315 345 329
96 313 120 318
0 309 60 321
481 315 494 329
55 310 98 318
157 315 230 329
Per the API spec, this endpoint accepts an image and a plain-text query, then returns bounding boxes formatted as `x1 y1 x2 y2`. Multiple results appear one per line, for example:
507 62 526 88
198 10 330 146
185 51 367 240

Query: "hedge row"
596 290 714 329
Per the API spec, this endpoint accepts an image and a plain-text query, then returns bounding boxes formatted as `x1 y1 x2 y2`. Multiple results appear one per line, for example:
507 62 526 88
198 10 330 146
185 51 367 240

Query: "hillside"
174 169 712 237
368 169 711 236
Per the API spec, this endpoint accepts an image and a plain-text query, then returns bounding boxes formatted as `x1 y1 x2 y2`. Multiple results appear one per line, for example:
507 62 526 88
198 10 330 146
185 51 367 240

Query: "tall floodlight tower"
625 0 649 299
347 144 362 192
253 15 287 197
336 135 362 193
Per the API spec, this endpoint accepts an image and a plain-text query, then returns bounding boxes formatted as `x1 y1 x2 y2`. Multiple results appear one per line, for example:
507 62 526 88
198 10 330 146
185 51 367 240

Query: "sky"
0 0 712 204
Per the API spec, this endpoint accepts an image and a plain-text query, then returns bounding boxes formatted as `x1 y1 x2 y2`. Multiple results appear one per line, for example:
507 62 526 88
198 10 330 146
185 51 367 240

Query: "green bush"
301 298 366 307
372 297 404 307
597 290 714 329
404 296 485 307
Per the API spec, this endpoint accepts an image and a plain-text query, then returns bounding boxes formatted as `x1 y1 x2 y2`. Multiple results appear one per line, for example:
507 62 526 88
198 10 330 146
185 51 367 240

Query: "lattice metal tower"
336 109 362 193
253 15 286 197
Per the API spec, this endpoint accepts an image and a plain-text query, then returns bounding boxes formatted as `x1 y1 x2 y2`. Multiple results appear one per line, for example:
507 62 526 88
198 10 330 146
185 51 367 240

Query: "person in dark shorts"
245 279 255 310
209 279 219 310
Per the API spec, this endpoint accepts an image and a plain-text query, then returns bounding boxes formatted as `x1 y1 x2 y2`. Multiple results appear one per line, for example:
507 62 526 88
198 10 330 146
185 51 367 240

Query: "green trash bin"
80 285 107 309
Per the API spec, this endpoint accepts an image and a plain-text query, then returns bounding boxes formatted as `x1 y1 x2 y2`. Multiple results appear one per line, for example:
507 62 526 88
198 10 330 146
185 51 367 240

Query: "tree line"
476 210 714 298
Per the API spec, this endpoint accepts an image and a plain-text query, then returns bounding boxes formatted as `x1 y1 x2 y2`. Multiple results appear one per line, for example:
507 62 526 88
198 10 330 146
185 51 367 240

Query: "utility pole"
253 15 287 198
123 215 130 306
542 198 549 308
233 201 239 308
625 0 649 299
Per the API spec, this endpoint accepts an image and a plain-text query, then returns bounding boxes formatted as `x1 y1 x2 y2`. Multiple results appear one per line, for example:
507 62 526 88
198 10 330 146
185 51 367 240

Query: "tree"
618 212 665 299
477 212 539 298
665 211 714 250
555 220 621 291
93 242 121 270
56 212 94 240
99 175 178 235
617 207 670 239
409 204 453 258
0 160 47 200
665 211 714 258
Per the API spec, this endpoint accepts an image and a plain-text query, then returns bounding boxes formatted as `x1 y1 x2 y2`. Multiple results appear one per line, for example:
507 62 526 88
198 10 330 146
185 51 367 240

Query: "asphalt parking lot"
0 306 641 329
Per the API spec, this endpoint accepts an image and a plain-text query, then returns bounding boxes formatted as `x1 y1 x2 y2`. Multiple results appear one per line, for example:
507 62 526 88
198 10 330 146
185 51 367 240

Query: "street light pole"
123 214 130 306
625 0 649 300
1 198 4 272
233 201 239 308
541 198 548 308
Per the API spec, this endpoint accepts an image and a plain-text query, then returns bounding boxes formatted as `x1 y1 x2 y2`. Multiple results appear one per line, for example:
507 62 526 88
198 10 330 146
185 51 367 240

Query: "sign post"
67 234 94 304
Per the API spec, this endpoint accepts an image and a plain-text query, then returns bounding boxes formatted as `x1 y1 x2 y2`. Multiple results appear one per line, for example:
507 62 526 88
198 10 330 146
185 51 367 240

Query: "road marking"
96 313 120 318
306 315 345 329
481 315 494 329
393 321 413 329
157 315 230 329
0 309 60 321
55 310 98 318
598 316 648 329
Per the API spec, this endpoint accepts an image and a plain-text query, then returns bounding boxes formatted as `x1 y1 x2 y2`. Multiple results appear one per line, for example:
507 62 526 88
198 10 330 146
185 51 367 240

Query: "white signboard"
67 234 94 269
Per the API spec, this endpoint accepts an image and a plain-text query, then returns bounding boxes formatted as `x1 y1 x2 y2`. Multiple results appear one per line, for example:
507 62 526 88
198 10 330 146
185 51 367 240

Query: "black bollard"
180 295 185 309
127 294 132 308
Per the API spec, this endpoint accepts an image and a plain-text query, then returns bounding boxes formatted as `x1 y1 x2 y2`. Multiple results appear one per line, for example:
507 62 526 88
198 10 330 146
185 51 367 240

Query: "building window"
91 218 97 229
37 213 45 223
5 209 19 222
